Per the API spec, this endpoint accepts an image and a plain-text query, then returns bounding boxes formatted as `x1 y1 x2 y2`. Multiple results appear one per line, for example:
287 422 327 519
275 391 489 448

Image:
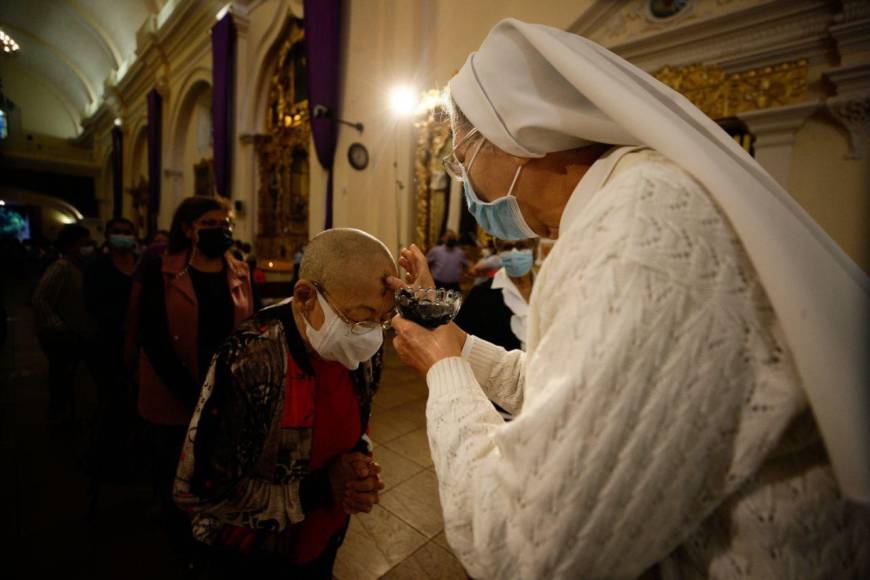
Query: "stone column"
738 101 820 188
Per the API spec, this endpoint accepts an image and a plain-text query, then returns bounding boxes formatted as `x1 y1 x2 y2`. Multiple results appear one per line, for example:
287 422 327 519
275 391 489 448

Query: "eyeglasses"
442 128 481 181
312 282 395 335
197 217 234 230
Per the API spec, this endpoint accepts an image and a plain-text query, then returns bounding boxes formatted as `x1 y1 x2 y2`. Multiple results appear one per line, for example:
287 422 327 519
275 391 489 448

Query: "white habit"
428 148 869 579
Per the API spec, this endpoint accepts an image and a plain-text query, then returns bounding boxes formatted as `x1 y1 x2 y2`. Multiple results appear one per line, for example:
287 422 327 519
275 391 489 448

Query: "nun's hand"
391 316 467 375
386 244 435 291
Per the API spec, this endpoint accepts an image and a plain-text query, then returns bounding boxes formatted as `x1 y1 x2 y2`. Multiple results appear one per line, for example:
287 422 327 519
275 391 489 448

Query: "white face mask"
303 291 383 370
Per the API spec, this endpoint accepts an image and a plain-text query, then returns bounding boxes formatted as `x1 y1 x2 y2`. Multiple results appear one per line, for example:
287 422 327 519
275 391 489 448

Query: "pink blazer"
136 250 253 426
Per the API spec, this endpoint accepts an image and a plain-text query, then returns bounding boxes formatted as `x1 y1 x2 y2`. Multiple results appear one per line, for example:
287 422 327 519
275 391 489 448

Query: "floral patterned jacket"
173 298 381 551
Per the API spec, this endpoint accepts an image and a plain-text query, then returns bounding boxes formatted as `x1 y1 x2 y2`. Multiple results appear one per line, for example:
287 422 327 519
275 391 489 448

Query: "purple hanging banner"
111 126 123 218
304 0 340 229
147 89 162 235
212 13 236 199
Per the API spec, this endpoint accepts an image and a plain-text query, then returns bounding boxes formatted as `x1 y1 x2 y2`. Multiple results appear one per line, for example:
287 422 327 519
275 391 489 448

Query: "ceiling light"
0 29 19 54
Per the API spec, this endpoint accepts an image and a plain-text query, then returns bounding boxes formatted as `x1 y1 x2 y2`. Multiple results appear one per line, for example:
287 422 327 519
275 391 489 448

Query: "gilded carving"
413 105 452 250
256 18 311 260
654 60 809 119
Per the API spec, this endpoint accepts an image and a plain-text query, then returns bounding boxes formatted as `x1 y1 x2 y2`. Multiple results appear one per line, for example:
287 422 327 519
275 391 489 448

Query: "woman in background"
455 238 535 352
128 196 253 557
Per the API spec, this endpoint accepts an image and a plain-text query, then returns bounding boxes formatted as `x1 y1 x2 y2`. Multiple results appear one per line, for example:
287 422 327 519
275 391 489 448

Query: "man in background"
32 223 97 427
83 217 139 481
426 229 468 292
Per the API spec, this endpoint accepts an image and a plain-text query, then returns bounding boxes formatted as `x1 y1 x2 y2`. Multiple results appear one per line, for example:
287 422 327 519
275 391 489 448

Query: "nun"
389 18 869 580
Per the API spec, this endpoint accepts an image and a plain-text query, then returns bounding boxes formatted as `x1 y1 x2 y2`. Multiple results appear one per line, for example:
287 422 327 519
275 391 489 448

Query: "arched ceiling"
0 0 163 139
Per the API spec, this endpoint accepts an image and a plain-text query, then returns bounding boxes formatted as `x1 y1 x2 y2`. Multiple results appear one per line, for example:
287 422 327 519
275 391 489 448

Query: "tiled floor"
333 344 467 579
1 276 466 579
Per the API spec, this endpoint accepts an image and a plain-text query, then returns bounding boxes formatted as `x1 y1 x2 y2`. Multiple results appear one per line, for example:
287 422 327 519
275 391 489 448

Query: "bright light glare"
216 4 231 20
389 86 418 117
114 117 122 127
57 214 76 225
416 89 447 115
0 200 5 206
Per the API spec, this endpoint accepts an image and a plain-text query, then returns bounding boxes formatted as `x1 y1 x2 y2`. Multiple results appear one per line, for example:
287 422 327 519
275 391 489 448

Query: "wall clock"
348 142 369 171
647 0 692 20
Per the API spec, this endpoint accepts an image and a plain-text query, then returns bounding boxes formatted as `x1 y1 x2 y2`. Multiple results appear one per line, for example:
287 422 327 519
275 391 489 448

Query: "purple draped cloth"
147 89 162 235
111 126 123 218
304 0 341 229
212 14 236 199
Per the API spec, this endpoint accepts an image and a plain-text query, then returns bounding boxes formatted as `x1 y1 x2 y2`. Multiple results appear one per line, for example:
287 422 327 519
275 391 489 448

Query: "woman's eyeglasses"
312 282 395 335
197 218 234 230
442 128 481 181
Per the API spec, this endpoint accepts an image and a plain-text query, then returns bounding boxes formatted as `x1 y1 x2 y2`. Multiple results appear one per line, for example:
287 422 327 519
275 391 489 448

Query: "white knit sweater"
425 151 869 579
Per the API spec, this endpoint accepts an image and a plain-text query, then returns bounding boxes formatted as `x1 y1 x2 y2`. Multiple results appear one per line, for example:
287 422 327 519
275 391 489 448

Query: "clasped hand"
328 452 384 514
387 244 467 375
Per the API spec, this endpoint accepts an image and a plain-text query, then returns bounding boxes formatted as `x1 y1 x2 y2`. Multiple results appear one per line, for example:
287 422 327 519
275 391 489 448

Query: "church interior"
1 0 868 578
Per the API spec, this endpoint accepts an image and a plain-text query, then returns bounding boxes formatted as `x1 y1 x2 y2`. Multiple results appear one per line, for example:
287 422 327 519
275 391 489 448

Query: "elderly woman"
390 19 869 580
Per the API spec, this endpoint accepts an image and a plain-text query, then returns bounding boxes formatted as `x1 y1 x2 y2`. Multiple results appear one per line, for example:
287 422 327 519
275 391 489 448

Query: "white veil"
449 18 870 504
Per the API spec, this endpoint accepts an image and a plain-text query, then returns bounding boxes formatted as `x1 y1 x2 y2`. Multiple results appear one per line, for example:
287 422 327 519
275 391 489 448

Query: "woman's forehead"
199 209 229 221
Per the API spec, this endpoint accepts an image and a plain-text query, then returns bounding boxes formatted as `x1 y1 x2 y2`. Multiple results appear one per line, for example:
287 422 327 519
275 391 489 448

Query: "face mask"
196 227 233 258
499 249 534 277
303 291 383 370
460 141 538 241
108 234 136 251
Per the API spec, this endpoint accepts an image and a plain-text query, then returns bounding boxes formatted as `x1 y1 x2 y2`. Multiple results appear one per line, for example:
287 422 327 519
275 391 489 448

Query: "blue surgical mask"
459 140 538 241
108 234 136 251
499 249 534 277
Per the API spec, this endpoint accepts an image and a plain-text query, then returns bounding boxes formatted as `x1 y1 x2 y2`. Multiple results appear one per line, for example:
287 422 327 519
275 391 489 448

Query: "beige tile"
381 540 468 579
384 427 433 467
396 396 428 417
372 446 425 492
432 531 451 551
374 383 424 410
379 470 443 538
391 399 427 427
395 376 428 398
334 505 428 580
370 406 420 445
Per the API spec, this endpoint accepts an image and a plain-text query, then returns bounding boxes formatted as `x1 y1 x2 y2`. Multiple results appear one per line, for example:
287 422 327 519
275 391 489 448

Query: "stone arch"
166 73 213 221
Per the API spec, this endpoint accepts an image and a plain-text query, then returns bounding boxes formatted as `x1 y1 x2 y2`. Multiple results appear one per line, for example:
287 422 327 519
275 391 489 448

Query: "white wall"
790 113 870 273
328 0 596 259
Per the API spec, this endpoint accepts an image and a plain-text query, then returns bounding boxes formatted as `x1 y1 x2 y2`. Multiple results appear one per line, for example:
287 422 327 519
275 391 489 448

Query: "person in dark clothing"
426 230 468 292
82 217 140 483
454 239 535 351
32 223 98 426
146 229 171 248
127 196 254 559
